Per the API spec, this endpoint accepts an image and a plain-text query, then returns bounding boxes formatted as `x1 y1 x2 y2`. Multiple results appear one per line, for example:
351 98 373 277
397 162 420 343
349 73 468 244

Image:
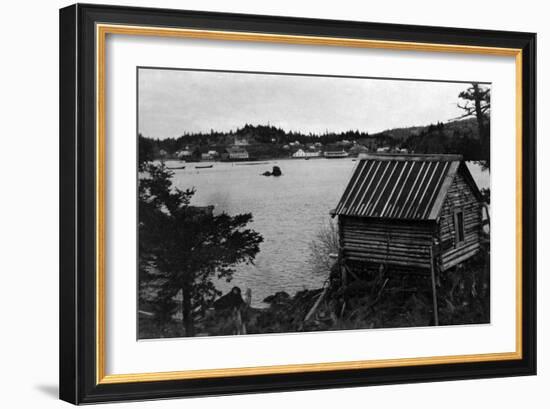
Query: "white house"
225 146 249 160
176 147 194 159
292 149 306 158
293 149 321 158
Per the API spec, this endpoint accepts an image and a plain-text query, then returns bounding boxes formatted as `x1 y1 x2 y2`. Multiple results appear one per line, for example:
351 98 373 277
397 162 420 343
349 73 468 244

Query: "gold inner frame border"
95 23 523 385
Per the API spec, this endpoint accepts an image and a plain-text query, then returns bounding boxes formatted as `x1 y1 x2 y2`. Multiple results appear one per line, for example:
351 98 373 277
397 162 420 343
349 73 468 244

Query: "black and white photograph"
137 67 491 339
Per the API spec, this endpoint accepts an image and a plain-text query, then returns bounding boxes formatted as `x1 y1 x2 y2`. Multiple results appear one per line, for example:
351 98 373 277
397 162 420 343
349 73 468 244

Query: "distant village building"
332 154 483 274
225 146 249 160
292 149 321 158
348 144 369 157
376 146 391 153
292 149 306 158
323 148 349 158
176 147 193 160
199 148 220 161
360 137 378 151
234 135 250 146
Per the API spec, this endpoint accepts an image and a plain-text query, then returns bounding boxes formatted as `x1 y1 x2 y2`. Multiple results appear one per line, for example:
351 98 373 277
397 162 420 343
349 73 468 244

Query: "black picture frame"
60 3 536 404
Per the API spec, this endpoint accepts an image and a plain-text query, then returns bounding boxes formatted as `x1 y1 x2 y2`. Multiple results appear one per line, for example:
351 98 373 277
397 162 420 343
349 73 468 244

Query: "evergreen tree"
456 83 491 168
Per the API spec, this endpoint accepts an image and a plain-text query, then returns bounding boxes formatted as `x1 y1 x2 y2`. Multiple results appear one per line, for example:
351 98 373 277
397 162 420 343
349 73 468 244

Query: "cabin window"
454 210 465 245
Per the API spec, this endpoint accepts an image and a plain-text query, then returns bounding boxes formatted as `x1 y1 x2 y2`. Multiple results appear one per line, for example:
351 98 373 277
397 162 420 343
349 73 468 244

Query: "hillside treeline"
141 117 489 163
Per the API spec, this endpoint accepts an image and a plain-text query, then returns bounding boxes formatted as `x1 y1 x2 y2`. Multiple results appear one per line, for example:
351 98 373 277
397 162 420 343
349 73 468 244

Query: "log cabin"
332 154 484 275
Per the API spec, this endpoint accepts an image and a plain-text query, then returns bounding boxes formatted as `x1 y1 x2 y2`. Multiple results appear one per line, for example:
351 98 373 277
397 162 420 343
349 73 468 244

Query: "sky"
138 68 487 140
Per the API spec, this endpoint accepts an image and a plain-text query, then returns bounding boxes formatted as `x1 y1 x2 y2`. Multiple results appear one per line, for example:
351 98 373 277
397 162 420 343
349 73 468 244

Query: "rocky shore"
139 244 489 339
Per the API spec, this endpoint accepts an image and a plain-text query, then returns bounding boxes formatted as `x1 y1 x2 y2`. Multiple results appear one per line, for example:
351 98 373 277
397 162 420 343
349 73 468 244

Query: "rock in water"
263 291 290 305
261 166 282 177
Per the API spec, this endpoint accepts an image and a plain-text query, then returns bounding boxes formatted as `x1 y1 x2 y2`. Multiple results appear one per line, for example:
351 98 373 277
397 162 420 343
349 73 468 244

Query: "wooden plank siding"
436 170 482 271
334 155 484 275
340 217 435 270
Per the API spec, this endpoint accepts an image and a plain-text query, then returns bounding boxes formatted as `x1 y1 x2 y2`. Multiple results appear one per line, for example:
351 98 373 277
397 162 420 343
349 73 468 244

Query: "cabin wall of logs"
436 171 482 271
339 217 435 271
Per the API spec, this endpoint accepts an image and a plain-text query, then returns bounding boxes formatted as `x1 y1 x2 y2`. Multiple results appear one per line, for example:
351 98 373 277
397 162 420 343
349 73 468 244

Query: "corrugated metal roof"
333 154 464 220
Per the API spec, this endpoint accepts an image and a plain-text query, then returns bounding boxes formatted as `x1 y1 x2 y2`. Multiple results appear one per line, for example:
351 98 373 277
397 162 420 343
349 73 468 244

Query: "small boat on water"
195 164 213 169
166 166 186 170
235 161 271 166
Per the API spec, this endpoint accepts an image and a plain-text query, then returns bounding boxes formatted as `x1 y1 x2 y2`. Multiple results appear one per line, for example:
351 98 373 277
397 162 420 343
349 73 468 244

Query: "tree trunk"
472 84 486 138
181 287 195 337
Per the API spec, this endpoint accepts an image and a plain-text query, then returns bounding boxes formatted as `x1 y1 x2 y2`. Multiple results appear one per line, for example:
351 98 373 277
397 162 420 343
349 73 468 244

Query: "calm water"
165 158 489 307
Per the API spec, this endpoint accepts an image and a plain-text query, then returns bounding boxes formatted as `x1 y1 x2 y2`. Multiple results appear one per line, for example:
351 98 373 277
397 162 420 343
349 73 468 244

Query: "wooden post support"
341 263 348 288
429 246 439 326
304 286 328 323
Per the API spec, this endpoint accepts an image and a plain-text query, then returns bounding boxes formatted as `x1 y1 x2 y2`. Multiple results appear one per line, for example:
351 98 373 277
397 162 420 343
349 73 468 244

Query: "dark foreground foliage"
138 151 263 337
139 240 490 338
